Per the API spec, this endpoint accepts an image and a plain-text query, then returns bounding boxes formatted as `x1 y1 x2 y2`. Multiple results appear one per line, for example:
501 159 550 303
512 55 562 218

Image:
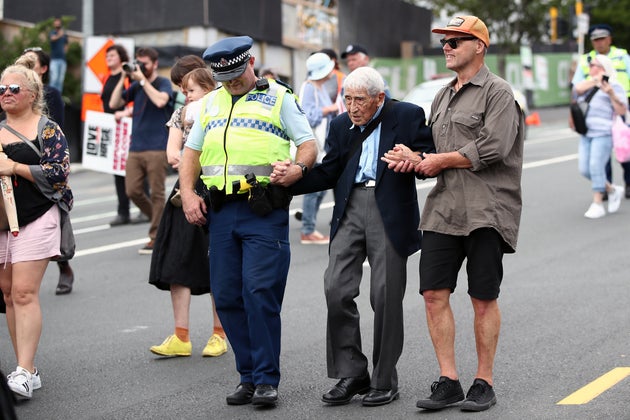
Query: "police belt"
224 192 250 203
206 184 292 215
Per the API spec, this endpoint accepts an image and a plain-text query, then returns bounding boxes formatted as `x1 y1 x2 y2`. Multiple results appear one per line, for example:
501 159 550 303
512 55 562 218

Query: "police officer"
572 24 630 198
180 36 316 408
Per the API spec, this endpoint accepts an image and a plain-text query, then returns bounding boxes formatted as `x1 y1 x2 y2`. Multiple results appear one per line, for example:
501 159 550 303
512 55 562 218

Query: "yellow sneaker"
150 335 192 357
202 334 228 357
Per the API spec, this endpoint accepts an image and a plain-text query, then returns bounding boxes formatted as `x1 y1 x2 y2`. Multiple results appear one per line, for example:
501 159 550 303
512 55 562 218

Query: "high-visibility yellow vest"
198 81 291 194
579 46 630 96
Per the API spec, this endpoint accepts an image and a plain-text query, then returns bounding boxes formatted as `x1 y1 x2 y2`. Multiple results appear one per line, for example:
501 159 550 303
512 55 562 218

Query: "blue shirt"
123 77 173 152
582 82 628 138
49 29 67 60
354 103 384 183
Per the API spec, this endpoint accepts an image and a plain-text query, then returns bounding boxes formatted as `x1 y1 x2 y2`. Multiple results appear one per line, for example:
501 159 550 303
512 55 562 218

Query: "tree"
406 0 578 52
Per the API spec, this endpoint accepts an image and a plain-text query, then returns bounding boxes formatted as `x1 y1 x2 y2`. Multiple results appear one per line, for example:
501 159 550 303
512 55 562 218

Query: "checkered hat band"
210 51 251 71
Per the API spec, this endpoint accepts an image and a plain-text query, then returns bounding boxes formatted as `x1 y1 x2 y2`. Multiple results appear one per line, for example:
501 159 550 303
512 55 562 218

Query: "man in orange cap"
383 15 524 412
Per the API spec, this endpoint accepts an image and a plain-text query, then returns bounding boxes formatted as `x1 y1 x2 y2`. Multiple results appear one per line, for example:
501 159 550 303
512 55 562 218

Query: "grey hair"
1 64 46 115
343 66 385 97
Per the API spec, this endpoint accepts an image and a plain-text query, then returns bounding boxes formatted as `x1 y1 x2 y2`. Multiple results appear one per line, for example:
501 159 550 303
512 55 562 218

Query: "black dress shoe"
321 374 371 405
252 384 278 407
55 261 74 295
226 382 255 405
362 388 400 406
109 214 130 226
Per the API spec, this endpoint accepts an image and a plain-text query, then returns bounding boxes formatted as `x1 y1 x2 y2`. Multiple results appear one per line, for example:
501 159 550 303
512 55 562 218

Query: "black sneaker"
625 184 630 199
416 376 465 410
460 378 496 412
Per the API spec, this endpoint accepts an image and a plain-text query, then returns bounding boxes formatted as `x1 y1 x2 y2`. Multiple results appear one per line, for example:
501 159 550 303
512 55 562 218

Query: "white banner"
82 111 132 176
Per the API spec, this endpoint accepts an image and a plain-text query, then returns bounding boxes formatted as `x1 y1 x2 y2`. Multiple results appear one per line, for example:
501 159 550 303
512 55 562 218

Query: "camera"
602 75 609 83
122 61 145 73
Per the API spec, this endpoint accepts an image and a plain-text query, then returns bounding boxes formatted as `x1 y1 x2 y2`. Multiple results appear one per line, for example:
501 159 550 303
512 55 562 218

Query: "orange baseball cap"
432 16 490 47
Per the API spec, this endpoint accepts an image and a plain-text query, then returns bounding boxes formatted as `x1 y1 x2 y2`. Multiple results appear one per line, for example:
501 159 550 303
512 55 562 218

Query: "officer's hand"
270 159 300 186
181 189 207 226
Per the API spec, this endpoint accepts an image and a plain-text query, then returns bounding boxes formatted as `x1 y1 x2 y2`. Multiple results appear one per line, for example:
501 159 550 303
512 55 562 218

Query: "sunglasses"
440 36 478 49
0 84 21 95
23 47 43 54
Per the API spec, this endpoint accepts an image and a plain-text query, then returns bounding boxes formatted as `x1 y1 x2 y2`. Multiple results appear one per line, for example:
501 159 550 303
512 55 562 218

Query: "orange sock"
213 326 226 339
175 327 190 342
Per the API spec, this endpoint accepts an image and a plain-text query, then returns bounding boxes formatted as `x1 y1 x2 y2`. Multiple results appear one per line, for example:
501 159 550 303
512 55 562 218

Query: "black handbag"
570 87 599 135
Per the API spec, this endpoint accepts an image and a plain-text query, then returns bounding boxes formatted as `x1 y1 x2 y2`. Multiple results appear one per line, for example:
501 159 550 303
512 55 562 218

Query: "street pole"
576 1 588 57
82 0 93 37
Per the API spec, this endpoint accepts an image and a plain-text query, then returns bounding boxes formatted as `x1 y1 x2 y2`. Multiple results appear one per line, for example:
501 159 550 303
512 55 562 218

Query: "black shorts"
419 228 504 300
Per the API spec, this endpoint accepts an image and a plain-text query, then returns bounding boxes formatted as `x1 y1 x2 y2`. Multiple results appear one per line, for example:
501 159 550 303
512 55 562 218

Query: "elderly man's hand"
382 144 423 173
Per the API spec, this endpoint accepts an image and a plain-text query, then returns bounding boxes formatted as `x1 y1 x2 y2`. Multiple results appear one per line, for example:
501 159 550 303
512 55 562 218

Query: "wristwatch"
296 162 308 178
139 79 146 87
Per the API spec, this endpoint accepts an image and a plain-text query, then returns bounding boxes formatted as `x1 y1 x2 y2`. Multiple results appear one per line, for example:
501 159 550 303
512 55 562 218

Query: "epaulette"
274 79 295 95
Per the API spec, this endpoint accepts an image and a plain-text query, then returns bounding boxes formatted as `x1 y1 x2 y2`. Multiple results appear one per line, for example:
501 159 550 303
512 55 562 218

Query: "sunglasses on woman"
0 84 21 95
439 36 478 49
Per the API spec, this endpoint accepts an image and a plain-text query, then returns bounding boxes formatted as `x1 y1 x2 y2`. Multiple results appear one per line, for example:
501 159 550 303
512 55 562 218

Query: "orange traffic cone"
525 111 540 126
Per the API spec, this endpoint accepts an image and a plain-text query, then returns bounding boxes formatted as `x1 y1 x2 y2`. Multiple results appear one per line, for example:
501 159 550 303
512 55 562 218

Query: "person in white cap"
341 44 371 72
572 24 630 199
297 52 339 244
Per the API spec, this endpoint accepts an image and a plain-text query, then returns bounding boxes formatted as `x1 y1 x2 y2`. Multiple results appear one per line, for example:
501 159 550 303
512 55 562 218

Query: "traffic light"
557 17 570 38
550 6 558 42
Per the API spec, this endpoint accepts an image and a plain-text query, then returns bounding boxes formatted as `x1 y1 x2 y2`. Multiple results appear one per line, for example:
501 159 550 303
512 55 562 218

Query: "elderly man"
180 36 316 408
278 66 434 407
383 15 524 412
572 24 630 198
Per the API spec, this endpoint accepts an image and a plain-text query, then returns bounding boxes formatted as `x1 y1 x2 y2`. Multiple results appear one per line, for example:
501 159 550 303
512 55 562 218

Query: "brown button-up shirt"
420 66 524 252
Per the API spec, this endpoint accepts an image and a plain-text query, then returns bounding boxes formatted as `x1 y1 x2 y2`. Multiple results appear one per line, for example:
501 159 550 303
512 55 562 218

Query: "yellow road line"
557 367 630 405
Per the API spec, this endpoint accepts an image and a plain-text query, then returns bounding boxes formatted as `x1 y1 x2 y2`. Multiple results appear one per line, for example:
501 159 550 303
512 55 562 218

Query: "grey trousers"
324 186 407 391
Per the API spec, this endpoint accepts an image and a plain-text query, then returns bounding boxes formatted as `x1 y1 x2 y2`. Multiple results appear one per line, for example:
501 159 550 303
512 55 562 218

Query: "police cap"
589 24 613 40
341 44 369 59
203 36 253 82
